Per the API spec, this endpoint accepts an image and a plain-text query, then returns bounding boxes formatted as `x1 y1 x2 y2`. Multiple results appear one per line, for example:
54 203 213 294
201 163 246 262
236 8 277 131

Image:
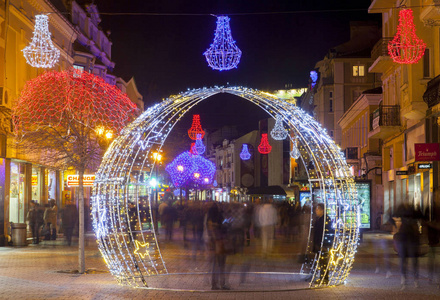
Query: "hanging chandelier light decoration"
388 8 426 64
22 14 60 68
194 134 205 155
258 133 272 154
270 115 288 140
188 115 205 140
240 144 251 160
290 137 301 159
203 15 242 71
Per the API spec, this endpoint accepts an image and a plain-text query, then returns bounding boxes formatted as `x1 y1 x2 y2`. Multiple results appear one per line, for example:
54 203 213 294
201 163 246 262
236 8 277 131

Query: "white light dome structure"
91 86 359 290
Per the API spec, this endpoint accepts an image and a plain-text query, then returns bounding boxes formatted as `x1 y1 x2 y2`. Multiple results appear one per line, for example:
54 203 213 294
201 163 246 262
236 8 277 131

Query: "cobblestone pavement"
0 231 439 300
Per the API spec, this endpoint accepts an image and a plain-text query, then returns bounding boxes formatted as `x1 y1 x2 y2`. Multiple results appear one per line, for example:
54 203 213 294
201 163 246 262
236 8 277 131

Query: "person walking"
392 201 423 289
62 200 78 246
44 199 58 240
258 199 277 256
312 203 333 285
27 201 44 244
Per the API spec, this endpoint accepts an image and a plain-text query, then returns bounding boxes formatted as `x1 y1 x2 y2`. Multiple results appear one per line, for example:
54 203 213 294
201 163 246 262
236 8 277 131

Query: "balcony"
423 74 440 109
369 38 393 73
368 105 401 139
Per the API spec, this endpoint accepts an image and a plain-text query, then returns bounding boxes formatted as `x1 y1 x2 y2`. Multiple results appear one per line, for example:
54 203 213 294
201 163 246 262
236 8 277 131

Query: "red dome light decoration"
388 8 426 64
188 115 205 140
258 133 272 154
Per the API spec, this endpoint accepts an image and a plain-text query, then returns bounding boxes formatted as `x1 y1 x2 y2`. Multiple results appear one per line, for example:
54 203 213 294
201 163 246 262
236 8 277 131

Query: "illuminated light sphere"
188 115 205 140
192 154 216 185
22 14 60 68
165 151 196 188
203 16 242 71
240 144 251 160
194 135 205 155
270 115 288 140
388 8 426 64
258 133 272 154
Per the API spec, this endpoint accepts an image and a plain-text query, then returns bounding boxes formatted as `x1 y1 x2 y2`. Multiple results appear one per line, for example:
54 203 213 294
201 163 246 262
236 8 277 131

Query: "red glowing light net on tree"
258 133 272 154
188 115 205 140
13 69 138 135
388 8 426 64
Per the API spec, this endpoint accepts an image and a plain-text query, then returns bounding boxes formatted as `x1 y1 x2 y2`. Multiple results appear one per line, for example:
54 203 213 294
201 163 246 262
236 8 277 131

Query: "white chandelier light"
270 114 288 140
22 14 60 68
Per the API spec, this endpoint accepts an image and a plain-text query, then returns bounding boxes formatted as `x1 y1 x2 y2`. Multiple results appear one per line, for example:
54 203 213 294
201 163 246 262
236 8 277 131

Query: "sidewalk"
0 229 439 299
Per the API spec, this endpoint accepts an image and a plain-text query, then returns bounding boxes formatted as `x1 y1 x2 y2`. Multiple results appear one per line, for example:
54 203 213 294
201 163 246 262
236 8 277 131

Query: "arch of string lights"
91 86 359 289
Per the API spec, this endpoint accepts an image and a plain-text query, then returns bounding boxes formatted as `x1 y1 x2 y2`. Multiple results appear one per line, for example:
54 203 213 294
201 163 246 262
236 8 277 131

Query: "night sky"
93 0 380 156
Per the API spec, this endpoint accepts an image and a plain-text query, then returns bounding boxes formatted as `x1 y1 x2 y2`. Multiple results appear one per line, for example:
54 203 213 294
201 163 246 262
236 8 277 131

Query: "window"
329 91 333 112
353 65 365 77
423 48 431 78
73 65 84 77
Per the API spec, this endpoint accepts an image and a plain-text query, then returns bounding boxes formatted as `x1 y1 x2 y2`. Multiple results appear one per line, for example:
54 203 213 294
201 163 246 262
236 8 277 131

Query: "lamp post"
152 152 162 205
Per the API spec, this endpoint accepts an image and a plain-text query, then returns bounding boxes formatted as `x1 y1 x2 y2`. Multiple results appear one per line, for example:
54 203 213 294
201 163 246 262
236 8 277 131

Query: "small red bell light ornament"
258 133 272 154
388 8 426 64
188 115 205 140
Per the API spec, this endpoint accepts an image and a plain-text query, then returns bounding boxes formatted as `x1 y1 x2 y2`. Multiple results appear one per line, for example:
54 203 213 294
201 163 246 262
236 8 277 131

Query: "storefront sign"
415 143 440 161
418 163 432 169
31 175 38 186
67 174 95 187
396 170 408 175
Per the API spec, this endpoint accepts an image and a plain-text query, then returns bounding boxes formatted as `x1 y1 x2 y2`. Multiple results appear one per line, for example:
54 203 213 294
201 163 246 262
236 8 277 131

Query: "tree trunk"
78 168 85 273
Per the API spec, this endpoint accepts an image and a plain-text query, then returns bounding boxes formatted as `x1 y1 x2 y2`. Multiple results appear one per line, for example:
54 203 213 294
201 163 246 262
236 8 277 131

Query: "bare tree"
12 69 138 273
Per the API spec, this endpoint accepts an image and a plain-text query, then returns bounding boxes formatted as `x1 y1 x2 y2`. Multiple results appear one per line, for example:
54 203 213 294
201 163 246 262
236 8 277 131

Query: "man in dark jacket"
312 203 333 284
27 201 44 244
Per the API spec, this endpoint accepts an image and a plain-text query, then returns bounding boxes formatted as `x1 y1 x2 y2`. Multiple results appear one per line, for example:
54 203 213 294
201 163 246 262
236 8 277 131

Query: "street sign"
396 170 408 175
418 163 432 169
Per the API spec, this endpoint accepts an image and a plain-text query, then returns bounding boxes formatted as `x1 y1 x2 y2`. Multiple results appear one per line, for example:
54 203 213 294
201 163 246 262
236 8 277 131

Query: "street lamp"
152 152 162 205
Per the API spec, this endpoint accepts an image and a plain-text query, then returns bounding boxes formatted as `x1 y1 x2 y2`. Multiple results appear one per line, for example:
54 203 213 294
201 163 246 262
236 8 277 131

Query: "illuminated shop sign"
67 174 95 187
415 143 440 161
418 163 432 169
32 175 38 186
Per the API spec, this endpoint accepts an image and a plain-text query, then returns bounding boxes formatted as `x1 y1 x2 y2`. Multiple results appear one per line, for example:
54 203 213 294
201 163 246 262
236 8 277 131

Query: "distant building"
314 21 381 146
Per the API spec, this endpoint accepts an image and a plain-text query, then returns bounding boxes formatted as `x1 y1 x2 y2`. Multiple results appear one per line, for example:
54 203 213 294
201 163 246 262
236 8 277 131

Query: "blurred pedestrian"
62 199 78 246
424 218 440 287
312 203 333 285
258 199 277 256
43 199 58 240
27 200 44 244
392 201 423 289
162 201 177 240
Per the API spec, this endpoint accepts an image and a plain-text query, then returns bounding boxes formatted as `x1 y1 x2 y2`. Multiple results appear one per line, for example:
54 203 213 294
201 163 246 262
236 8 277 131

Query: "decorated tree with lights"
12 69 138 273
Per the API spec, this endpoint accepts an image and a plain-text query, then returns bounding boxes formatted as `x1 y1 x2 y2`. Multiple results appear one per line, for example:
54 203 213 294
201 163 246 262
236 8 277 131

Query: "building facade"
0 0 142 245
368 0 438 220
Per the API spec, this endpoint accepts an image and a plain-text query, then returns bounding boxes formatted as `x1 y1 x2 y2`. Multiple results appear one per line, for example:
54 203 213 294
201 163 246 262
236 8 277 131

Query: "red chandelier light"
388 8 426 64
188 115 205 140
258 133 272 154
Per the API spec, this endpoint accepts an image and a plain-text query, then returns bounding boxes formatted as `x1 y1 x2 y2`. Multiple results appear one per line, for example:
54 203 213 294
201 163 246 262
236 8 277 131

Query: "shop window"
9 162 26 223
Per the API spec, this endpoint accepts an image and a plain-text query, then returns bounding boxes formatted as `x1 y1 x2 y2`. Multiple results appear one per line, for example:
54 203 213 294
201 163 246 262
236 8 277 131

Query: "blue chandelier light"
240 144 251 160
270 115 288 140
203 16 242 71
194 134 205 155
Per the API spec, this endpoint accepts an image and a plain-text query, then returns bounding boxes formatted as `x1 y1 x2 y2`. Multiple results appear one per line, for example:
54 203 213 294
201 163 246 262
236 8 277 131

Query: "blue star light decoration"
240 144 251 160
203 16 242 71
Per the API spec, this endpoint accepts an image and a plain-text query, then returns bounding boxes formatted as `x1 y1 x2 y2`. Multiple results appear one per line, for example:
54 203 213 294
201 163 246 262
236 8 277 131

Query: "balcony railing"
370 105 401 131
371 37 393 62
